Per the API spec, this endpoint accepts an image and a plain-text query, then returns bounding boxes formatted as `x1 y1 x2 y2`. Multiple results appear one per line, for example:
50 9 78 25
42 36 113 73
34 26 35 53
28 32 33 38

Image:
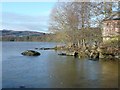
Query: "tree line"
1 35 56 42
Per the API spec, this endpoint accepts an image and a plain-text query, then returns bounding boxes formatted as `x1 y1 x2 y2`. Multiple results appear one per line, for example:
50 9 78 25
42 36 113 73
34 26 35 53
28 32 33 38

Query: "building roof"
103 11 120 21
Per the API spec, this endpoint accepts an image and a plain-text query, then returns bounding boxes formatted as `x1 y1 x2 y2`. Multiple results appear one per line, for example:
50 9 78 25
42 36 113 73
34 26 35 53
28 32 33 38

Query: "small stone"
19 85 25 88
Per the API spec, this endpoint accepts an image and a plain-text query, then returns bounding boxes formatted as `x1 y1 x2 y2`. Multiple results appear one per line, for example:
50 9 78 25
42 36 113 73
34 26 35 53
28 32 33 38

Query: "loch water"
2 42 118 88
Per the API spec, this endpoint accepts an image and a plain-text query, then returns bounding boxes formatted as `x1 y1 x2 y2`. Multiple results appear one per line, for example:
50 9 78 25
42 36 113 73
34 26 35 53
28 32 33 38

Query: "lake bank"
34 42 119 60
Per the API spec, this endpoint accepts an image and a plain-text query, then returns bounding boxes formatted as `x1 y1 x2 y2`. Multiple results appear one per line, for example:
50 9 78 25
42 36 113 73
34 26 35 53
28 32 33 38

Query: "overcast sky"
1 2 56 32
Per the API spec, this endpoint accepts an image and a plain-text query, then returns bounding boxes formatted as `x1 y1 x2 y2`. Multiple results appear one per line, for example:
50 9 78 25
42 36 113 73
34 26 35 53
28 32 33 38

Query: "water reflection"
46 53 118 88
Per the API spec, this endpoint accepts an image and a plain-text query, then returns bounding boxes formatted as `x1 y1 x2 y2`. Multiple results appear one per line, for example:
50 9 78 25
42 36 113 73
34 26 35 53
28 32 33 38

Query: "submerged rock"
58 51 78 57
21 50 40 56
58 53 67 56
35 47 55 50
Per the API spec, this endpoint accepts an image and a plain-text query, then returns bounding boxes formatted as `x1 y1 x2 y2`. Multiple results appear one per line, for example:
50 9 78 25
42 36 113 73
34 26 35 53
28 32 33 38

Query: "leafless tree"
49 1 119 46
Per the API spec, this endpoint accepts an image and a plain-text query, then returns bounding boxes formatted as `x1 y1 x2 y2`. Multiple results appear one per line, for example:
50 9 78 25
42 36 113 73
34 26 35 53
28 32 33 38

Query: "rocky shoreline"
23 42 119 60
53 43 119 60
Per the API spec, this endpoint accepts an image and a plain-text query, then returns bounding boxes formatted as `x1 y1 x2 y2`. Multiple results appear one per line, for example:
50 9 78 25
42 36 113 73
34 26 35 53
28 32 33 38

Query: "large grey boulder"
21 50 40 56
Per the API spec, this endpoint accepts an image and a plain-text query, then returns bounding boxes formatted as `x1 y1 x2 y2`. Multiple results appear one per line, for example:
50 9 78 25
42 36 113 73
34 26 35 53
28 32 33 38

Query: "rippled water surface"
2 42 118 88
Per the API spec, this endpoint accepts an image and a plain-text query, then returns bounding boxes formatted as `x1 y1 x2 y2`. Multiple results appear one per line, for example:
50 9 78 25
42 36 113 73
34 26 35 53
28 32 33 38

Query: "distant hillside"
0 29 55 42
0 29 46 37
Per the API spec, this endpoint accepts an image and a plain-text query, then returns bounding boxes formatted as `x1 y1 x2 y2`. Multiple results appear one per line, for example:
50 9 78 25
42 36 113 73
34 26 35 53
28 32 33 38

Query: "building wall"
102 20 120 42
